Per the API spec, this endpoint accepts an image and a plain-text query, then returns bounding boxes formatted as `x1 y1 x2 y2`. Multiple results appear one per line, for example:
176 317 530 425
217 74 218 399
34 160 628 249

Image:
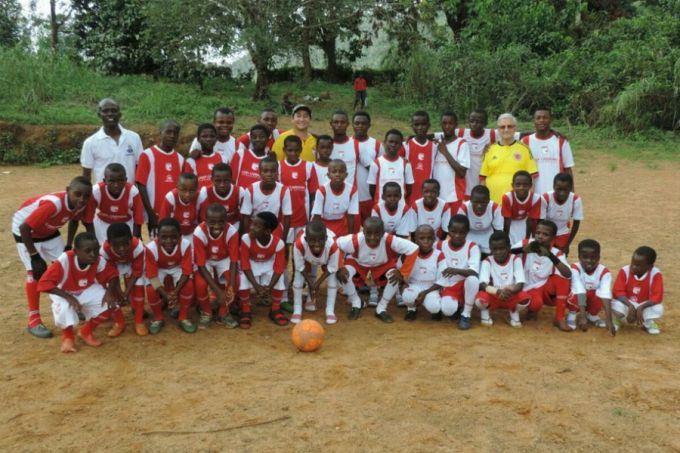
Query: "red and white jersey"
540 191 584 236
403 138 435 201
279 159 315 227
479 255 525 287
183 152 226 190
311 182 359 221
613 265 663 304
85 181 144 225
100 236 145 279
190 136 236 163
458 201 504 253
371 200 414 237
517 240 569 290
331 137 359 185
411 198 452 237
367 155 414 202
501 190 541 243
403 249 445 287
12 191 89 239
293 233 340 273
432 138 470 203
158 190 200 237
309 162 329 194
145 237 193 277
353 137 383 202
436 239 481 286
457 128 498 195
570 263 612 299
336 232 418 268
37 251 117 294
197 184 244 226
193 222 239 268
135 146 184 212
236 129 282 151
240 233 286 277
231 148 267 189
240 182 292 220
521 133 575 195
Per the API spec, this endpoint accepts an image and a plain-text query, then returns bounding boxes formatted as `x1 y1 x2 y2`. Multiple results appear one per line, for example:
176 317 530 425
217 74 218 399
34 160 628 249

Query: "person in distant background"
353 74 368 110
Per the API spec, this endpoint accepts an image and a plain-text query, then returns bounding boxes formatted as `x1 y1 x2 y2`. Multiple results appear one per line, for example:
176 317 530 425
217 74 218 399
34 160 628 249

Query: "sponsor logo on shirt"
514 153 522 161
183 212 190 218
211 246 219 254
165 163 173 171
208 164 214 171
292 171 298 179
111 206 119 213
500 272 509 281
251 163 259 171
78 278 88 287
127 145 134 155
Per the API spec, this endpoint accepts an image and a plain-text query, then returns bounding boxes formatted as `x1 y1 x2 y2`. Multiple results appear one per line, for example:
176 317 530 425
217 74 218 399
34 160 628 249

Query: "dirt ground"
1 157 679 452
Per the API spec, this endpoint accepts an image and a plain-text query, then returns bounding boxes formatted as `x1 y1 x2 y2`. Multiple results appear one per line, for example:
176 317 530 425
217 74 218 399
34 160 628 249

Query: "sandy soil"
0 156 679 452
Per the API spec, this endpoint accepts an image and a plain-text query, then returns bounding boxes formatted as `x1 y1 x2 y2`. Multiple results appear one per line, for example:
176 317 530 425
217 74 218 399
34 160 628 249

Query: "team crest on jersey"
368 252 378 261
633 287 641 295
165 163 173 171
251 163 259 170
111 206 119 213
260 201 270 209
450 258 459 266
292 171 299 179
256 254 265 259
183 212 190 218
417 153 425 161
127 145 134 155
388 167 396 174
78 278 88 287
514 153 522 161
419 266 428 274
500 272 509 281
541 145 549 155
211 246 219 254
208 164 214 171
474 221 483 228
556 209 564 217
61 216 70 223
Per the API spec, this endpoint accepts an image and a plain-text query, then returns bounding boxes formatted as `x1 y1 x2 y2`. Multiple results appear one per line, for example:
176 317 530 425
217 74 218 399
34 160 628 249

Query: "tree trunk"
301 17 313 83
250 50 270 101
50 0 59 52
320 33 338 82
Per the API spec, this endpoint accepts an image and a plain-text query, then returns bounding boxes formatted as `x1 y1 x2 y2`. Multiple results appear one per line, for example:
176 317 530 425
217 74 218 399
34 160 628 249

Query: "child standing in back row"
368 129 414 203
184 124 225 189
403 111 435 202
501 170 541 244
540 172 583 256
351 111 383 224
159 173 201 241
311 159 358 237
189 107 237 163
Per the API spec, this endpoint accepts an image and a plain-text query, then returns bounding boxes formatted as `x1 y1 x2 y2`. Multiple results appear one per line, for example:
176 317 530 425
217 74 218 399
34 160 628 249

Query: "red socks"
80 309 111 336
131 286 145 324
239 290 251 314
111 307 125 325
62 326 75 341
25 273 42 328
146 286 164 321
271 289 284 311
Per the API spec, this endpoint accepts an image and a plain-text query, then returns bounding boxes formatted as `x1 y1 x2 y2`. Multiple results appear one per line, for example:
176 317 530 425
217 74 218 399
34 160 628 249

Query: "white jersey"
80 126 143 184
432 138 470 203
516 240 569 290
240 182 292 218
311 162 329 189
436 239 481 286
456 128 498 195
522 133 575 195
570 262 612 299
367 155 414 201
312 182 359 220
331 137 359 185
411 198 451 236
540 191 584 236
189 136 237 163
293 233 340 273
458 201 503 253
353 137 383 202
480 255 525 287
371 200 414 237
402 250 444 287
336 232 418 268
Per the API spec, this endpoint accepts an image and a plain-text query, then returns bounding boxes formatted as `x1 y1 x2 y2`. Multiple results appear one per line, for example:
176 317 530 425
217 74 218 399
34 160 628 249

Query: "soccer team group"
11 99 665 353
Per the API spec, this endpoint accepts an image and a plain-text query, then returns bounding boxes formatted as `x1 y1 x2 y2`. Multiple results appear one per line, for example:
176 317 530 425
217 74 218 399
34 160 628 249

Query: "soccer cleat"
27 323 53 338
509 319 523 328
553 319 572 332
280 301 294 313
217 315 239 329
198 313 212 329
404 310 417 321
290 313 302 324
588 317 607 328
612 318 621 332
375 311 394 323
239 313 252 329
149 320 165 335
645 321 660 335
480 309 493 327
450 309 462 321
368 288 379 306
60 338 77 353
325 314 338 325
77 312 86 322
566 318 577 331
179 319 197 333
135 323 149 336
78 330 102 347
348 307 362 320
269 310 289 326
107 323 125 338
458 315 471 330
395 293 405 306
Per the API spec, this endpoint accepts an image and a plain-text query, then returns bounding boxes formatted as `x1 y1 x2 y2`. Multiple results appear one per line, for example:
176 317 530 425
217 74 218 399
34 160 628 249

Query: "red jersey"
279 159 315 227
183 152 225 190
613 266 663 305
158 190 200 236
145 238 193 277
240 233 287 276
84 181 144 225
231 148 267 189
12 191 90 240
354 77 367 91
236 129 283 151
193 222 239 266
100 236 145 278
404 138 435 202
501 191 541 221
37 251 118 294
135 146 184 212
197 184 244 226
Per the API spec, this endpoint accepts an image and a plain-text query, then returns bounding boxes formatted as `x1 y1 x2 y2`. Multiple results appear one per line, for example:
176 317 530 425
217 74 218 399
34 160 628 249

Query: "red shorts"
554 233 570 249
527 275 571 319
322 217 350 237
441 280 464 301
344 256 396 288
566 289 603 315
477 290 531 311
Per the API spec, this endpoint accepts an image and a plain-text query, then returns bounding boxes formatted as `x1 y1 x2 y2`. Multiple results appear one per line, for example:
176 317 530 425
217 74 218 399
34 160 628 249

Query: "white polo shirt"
80 125 144 183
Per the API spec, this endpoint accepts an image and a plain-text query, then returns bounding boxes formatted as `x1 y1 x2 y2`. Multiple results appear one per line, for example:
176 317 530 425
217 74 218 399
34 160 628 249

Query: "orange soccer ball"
291 319 325 352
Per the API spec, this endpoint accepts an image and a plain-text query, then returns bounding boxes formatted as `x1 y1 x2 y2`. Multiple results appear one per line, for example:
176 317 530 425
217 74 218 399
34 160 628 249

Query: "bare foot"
60 338 77 353
78 331 102 347
553 320 571 332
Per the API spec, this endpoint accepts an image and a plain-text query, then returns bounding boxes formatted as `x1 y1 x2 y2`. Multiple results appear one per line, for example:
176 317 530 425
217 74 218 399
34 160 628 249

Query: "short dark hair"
352 111 371 123
449 214 470 232
385 128 404 142
70 176 92 189
159 119 180 132
382 181 402 194
537 219 558 236
178 172 198 184
412 110 430 121
214 107 234 118
634 246 657 265
104 163 126 177
197 123 217 137
331 110 349 120
471 185 490 199
306 219 327 238
250 124 268 136
553 172 573 187
470 109 488 121
534 106 552 115
578 239 600 255
259 156 279 169
74 232 98 249
212 162 231 176
283 135 302 148
316 134 333 145
255 211 278 231
422 178 440 191
158 217 181 233
489 231 510 247
512 170 532 184
206 203 227 218
440 111 458 122
106 223 132 242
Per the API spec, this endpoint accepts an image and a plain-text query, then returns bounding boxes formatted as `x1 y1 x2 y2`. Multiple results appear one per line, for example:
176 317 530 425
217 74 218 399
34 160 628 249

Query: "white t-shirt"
189 136 237 164
80 125 143 183
540 191 584 236
521 133 575 195
479 255 525 287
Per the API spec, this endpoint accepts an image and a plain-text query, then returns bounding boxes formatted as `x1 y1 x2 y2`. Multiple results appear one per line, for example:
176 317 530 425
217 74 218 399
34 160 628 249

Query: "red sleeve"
83 196 96 223
240 239 252 271
500 194 511 218
145 247 159 279
24 200 58 231
36 260 64 292
230 153 242 186
612 269 627 298
180 244 193 276
96 260 119 286
650 272 664 304
521 136 530 146
135 153 150 185
132 191 145 224
193 235 207 267
228 233 239 263
528 196 541 219
130 245 144 278
308 167 319 196
158 195 172 220
273 241 287 274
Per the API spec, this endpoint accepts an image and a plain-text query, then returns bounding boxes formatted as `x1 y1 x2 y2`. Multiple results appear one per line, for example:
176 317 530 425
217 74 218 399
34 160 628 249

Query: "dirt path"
1 155 678 452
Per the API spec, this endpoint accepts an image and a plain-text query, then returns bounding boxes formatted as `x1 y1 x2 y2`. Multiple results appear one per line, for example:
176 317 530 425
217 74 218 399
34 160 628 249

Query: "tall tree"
0 0 25 47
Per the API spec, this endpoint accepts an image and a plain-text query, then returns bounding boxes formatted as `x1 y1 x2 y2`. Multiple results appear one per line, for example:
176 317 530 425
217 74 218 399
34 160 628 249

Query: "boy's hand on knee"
30 253 48 280
336 268 349 284
415 290 427 306
225 286 235 304
387 269 403 285
66 295 82 313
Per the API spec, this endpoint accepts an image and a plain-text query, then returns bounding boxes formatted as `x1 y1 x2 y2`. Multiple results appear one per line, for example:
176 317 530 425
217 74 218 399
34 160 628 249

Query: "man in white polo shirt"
81 98 144 184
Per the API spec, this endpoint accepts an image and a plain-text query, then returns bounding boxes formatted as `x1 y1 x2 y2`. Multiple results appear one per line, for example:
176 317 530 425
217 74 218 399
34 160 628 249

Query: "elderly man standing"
80 98 144 183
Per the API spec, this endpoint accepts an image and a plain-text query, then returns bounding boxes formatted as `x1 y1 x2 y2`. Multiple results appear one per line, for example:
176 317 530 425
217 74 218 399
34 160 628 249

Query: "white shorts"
93 216 134 244
611 299 664 321
239 270 286 290
293 270 338 288
204 259 231 284
50 284 109 328
116 263 145 286
16 235 65 271
286 226 305 245
145 267 186 287
402 285 441 308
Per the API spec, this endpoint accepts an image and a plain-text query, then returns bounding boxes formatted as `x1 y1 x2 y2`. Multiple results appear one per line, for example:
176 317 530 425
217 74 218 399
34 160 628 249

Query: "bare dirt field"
1 156 679 452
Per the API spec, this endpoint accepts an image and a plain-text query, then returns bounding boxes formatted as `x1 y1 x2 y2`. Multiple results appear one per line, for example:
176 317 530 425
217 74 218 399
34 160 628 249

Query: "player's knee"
441 297 458 316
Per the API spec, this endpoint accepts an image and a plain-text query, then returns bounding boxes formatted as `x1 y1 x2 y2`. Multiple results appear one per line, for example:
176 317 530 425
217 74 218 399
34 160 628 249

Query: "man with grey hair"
80 98 143 184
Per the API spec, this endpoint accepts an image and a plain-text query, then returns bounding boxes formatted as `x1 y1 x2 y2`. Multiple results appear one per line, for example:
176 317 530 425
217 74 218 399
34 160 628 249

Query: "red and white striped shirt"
12 191 89 239
145 238 193 277
135 146 184 212
193 222 239 267
37 251 117 294
101 236 145 279
85 181 144 225
158 190 200 237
